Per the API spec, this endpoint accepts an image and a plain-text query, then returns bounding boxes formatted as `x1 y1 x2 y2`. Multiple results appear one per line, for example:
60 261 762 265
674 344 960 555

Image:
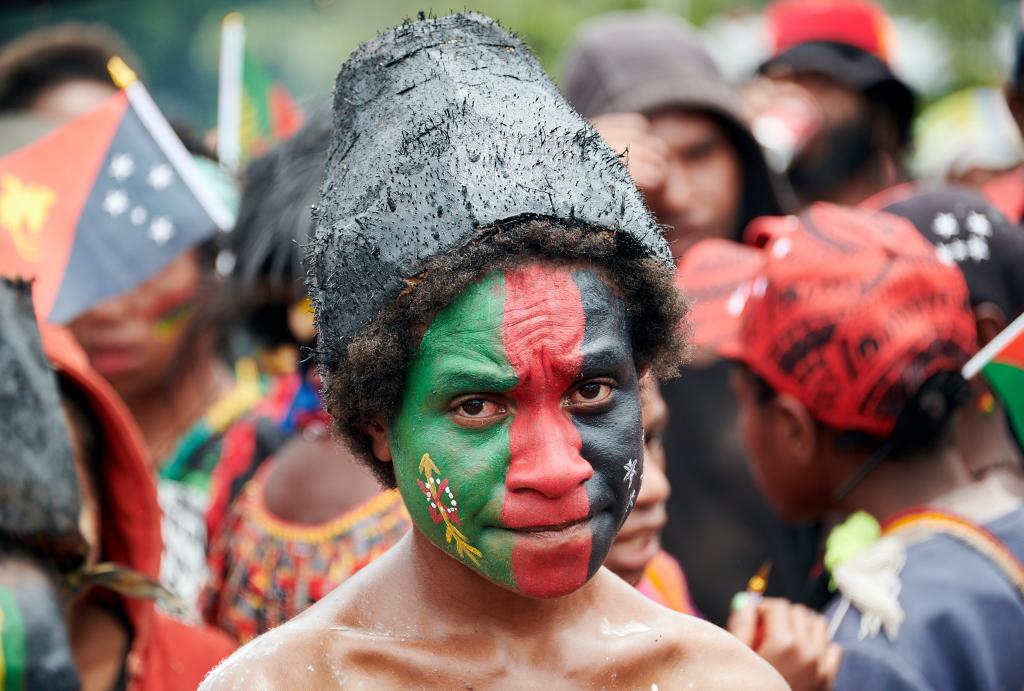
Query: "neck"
126 343 233 465
955 401 1024 481
68 597 129 691
836 444 972 522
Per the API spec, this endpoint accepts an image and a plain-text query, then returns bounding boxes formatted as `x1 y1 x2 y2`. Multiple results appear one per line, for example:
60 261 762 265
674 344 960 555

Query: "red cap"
766 0 891 63
677 203 976 437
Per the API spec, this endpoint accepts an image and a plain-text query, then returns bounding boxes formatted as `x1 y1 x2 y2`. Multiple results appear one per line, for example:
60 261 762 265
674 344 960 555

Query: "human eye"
565 379 616 409
448 395 509 428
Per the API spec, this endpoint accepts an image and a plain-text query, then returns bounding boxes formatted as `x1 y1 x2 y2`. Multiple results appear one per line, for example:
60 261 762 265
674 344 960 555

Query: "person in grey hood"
563 10 792 257
563 10 817 627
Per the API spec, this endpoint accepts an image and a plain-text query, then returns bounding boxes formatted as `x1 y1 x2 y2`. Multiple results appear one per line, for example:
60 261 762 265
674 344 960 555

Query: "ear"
974 302 1007 349
363 417 393 463
771 391 818 469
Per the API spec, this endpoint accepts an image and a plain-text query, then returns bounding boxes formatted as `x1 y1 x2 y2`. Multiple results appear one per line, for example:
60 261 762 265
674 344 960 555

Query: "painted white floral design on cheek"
623 458 639 490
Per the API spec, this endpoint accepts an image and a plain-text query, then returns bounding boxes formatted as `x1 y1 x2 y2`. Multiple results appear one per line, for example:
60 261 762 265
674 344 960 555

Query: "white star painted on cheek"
147 164 174 190
103 189 129 216
623 458 638 489
108 153 134 180
626 489 637 513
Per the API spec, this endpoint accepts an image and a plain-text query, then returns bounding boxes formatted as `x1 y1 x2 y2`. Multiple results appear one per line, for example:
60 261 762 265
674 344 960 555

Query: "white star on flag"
966 235 990 262
966 212 992 237
129 207 148 226
103 189 129 217
149 216 174 245
931 212 959 239
147 164 174 190
108 153 134 180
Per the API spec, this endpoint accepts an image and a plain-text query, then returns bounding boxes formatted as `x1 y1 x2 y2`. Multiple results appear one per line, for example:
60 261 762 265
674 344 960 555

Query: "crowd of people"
1 1 1023 689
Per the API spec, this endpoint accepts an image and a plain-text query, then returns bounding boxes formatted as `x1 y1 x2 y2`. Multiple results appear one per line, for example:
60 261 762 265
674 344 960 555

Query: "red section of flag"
995 330 1024 371
0 92 128 319
269 83 303 140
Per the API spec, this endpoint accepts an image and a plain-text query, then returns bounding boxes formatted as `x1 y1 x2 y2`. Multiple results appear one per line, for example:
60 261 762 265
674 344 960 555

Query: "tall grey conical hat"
0 279 85 569
309 12 670 360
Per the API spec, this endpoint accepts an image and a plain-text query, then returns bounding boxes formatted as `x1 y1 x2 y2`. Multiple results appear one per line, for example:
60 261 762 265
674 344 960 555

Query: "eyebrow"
578 337 634 376
430 362 519 394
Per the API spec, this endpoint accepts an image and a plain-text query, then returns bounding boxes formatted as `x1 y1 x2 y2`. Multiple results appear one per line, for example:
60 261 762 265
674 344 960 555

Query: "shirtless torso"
202 531 784 690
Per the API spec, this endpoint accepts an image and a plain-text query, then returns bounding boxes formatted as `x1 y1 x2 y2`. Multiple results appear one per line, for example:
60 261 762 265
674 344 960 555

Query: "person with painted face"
562 10 813 625
202 108 411 644
680 204 1024 690
877 184 1024 495
203 13 784 689
750 0 915 208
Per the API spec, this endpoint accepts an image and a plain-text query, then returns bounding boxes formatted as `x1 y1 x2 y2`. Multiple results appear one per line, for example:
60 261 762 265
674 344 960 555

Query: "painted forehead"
418 263 629 363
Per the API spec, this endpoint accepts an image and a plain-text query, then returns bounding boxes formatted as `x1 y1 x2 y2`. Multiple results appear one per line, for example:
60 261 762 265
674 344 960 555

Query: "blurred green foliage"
0 0 1016 129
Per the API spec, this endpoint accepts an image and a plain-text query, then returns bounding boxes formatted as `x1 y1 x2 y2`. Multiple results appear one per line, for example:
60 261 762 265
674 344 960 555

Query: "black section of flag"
49 103 217 323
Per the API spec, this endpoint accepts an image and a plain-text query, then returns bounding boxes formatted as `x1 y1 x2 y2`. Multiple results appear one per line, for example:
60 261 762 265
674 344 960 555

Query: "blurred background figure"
563 10 813 625
0 23 136 119
201 109 410 644
878 183 1024 494
913 87 1024 189
748 0 915 207
605 376 696 615
986 16 1024 223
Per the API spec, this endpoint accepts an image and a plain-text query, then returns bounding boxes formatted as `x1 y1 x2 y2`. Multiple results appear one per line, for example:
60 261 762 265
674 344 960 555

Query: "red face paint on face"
501 266 595 597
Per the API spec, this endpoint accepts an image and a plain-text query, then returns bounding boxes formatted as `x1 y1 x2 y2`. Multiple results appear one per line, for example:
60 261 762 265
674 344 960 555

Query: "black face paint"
308 13 670 367
570 269 644 579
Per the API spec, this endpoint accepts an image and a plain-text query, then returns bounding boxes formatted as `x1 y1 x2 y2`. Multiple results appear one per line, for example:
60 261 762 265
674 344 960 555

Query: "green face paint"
0 586 26 691
389 271 519 588
388 264 643 597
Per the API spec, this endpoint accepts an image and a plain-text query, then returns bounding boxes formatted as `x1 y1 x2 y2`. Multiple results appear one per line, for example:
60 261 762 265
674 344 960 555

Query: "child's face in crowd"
373 263 644 598
605 376 670 586
68 251 201 401
646 111 742 255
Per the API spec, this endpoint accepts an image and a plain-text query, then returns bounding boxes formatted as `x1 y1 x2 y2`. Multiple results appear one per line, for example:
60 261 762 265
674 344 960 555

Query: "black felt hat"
308 12 669 356
0 279 85 571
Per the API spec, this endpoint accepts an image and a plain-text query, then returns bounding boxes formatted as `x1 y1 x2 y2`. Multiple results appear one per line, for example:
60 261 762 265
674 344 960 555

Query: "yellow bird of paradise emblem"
0 173 56 262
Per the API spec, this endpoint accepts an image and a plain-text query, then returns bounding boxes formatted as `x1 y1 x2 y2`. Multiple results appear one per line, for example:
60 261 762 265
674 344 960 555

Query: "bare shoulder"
199 623 332 689
585 571 787 689
660 612 788 689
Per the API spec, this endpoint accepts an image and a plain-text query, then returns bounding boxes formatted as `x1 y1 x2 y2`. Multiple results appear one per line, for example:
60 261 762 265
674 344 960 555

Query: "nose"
505 407 593 499
635 456 670 510
659 158 696 215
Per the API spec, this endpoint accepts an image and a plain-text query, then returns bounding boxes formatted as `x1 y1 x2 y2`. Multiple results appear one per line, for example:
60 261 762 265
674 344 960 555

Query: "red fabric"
677 203 976 437
41 327 235 690
766 0 890 62
982 166 1024 224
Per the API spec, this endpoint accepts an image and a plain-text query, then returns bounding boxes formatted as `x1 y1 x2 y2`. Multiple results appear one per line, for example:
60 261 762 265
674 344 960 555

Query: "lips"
87 345 141 376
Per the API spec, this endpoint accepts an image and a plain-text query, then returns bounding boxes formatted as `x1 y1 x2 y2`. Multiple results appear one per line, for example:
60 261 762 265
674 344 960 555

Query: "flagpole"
218 12 245 174
963 310 1024 380
107 57 235 233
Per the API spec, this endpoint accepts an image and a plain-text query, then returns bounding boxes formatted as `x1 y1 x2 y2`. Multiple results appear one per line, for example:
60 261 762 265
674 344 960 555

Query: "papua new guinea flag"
0 79 234 324
963 311 1024 445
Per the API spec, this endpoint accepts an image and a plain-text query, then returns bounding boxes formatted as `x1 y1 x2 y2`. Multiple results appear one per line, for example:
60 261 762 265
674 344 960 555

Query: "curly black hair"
315 217 689 487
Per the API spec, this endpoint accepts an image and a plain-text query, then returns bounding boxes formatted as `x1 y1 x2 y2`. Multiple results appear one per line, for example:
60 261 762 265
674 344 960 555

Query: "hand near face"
590 113 669 194
728 597 842 691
